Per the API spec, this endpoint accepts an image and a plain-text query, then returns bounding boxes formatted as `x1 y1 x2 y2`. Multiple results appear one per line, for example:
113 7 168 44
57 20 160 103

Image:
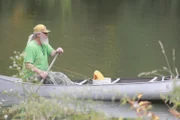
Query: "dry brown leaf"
127 100 134 106
169 109 180 118
152 113 160 120
153 116 160 120
146 112 160 120
137 93 143 99
136 107 146 113
139 101 151 107
136 108 141 113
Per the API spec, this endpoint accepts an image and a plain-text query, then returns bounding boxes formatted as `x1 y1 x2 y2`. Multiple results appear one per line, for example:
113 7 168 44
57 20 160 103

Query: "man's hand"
39 71 48 79
51 47 64 56
25 63 48 79
56 47 64 54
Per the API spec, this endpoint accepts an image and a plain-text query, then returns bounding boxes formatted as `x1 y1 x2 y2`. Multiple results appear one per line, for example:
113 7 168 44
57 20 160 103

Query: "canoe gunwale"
0 75 173 87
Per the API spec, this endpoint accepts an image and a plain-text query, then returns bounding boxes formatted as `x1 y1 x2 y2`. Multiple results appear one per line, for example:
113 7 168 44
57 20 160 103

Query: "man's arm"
25 62 48 79
50 50 57 57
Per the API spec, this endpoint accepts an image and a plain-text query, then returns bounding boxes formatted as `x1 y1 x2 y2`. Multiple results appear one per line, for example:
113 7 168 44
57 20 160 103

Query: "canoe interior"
74 76 173 84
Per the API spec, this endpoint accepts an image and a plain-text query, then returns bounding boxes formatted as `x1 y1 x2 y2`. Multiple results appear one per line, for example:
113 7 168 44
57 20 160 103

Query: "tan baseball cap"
33 24 51 33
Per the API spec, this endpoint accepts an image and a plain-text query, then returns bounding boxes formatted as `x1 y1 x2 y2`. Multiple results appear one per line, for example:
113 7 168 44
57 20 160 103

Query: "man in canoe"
22 24 74 85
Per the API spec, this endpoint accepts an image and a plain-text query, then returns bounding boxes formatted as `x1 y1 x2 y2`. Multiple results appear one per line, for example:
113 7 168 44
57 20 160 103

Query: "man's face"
39 32 49 44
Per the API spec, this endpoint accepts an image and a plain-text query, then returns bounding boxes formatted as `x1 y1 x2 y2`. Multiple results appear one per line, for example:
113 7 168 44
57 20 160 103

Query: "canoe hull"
38 81 172 100
0 75 175 106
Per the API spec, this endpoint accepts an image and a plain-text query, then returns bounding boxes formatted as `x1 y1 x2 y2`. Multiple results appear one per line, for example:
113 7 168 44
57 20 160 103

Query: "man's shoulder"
26 41 38 48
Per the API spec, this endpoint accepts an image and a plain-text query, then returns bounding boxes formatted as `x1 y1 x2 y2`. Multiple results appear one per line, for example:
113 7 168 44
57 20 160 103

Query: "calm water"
60 100 175 119
88 101 175 119
0 0 179 119
0 0 180 79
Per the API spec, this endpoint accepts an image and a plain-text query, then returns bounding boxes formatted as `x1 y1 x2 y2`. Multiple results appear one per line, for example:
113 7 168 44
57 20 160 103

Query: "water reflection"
0 0 180 78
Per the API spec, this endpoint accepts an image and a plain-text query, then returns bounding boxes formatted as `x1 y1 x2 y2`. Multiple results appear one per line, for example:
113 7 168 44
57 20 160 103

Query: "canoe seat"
111 78 121 84
149 77 158 82
75 79 88 85
149 76 175 82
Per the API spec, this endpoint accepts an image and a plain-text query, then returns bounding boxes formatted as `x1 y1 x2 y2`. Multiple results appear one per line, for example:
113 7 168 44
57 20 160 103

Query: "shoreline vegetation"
0 41 179 120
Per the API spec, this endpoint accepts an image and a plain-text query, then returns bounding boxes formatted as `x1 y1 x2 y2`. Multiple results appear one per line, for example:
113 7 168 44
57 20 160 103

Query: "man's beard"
40 38 49 45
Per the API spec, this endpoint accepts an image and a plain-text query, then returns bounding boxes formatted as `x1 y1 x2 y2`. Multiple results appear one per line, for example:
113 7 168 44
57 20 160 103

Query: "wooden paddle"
39 53 59 85
35 53 59 92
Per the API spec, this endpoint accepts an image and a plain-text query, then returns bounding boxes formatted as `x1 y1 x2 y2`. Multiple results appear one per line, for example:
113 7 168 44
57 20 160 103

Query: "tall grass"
138 40 180 119
138 41 179 78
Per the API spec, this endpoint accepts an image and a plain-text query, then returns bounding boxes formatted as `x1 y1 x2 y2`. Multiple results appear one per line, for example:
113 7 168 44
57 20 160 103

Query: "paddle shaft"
35 53 59 92
40 53 59 84
47 53 59 72
34 53 59 93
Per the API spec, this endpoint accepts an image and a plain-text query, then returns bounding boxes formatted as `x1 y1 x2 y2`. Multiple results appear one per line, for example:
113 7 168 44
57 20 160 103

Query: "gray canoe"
0 75 178 106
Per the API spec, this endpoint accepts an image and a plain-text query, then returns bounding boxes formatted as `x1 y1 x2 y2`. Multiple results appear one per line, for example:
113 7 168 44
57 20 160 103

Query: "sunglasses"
42 32 49 35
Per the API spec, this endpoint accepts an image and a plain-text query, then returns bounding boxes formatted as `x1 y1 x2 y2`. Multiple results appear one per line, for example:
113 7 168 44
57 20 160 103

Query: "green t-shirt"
22 40 54 78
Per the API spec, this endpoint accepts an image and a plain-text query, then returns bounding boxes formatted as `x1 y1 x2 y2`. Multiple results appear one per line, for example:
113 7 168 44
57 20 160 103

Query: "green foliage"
162 79 180 111
138 41 180 117
0 90 118 120
171 80 180 110
9 51 24 78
